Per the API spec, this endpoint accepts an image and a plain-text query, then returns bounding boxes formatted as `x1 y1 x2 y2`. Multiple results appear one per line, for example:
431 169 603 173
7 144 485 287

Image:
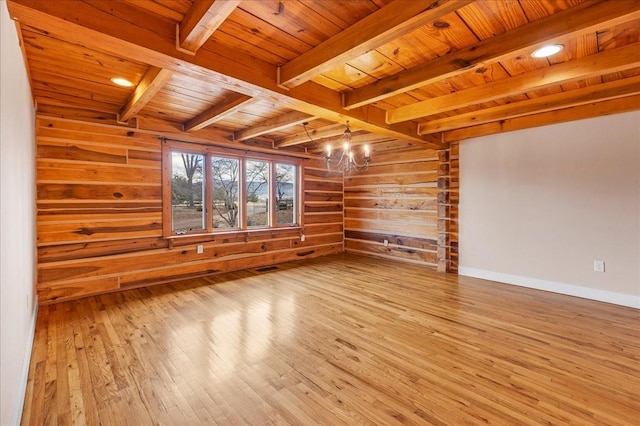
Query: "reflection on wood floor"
22 254 640 425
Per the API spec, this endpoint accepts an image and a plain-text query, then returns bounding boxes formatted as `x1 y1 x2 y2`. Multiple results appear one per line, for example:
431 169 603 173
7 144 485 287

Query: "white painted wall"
1 3 38 424
459 111 640 308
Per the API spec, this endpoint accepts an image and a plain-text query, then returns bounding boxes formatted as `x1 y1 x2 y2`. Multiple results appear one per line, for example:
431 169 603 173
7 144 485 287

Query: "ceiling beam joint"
119 67 173 123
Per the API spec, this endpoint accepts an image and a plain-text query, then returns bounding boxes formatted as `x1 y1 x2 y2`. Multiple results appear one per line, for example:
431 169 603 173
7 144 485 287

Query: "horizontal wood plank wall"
36 116 343 303
343 147 441 268
303 158 344 251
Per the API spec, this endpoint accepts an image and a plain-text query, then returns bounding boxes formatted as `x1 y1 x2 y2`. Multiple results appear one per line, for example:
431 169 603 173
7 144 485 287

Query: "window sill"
166 226 303 248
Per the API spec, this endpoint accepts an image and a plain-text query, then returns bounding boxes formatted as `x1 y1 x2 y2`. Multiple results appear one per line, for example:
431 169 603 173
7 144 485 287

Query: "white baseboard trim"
458 267 640 309
11 301 38 426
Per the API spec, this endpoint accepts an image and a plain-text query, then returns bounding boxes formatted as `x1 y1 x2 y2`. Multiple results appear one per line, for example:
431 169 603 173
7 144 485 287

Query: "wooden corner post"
436 142 459 273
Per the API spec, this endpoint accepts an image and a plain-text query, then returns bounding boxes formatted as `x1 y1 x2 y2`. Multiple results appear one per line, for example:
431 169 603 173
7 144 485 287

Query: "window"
246 159 269 227
171 152 204 234
163 140 301 237
211 156 239 229
275 163 297 226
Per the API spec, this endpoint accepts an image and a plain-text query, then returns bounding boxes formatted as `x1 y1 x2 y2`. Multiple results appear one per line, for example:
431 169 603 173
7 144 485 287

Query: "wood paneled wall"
35 116 343 303
344 144 459 271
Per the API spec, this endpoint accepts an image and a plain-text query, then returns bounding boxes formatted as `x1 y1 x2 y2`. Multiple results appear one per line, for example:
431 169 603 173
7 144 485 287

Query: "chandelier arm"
323 121 370 173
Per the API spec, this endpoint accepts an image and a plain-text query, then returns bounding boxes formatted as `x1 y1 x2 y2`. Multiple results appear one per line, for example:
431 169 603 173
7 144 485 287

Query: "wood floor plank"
21 253 640 425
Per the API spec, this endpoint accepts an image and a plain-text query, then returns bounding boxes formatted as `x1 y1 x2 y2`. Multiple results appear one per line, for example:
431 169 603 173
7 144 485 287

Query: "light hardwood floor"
22 254 639 425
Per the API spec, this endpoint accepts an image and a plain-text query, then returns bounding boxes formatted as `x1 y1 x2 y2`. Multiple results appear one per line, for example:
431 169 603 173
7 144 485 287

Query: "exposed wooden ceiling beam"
344 0 640 110
286 82 440 147
275 123 351 148
7 0 443 148
184 93 256 132
177 0 241 54
419 75 640 135
233 111 317 142
442 95 640 143
387 41 640 124
119 67 173 123
277 0 471 89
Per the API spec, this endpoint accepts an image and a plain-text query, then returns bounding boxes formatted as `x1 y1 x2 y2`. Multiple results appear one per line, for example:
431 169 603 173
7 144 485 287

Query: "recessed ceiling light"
110 77 134 87
531 44 564 58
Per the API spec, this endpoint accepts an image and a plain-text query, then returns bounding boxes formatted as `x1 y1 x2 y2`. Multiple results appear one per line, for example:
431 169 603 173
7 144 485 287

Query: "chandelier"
323 122 370 173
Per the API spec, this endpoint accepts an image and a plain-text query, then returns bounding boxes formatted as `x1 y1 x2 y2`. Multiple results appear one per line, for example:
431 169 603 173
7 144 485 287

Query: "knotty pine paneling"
303 158 344 242
36 116 343 303
344 147 445 268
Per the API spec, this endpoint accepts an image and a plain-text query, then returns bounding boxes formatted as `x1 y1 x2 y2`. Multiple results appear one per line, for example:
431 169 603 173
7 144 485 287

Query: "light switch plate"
594 260 605 272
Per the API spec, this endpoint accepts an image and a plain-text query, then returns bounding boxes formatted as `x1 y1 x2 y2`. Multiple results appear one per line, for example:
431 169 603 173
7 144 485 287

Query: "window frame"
162 139 302 238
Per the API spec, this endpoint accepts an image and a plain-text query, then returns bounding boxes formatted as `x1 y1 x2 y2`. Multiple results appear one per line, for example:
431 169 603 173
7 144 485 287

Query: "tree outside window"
276 163 296 225
246 160 269 227
211 156 239 229
171 152 204 233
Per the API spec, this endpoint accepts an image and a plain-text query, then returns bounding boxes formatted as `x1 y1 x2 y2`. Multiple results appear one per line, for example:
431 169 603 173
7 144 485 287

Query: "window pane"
276 163 296 226
246 160 269 227
211 156 239 229
171 152 204 233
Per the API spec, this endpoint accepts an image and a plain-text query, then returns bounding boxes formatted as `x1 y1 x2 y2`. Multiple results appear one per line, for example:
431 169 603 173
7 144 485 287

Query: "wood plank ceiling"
6 0 640 155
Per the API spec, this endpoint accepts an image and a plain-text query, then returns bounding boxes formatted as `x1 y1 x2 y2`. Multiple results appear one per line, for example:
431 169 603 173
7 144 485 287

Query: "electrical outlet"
197 244 204 254
594 260 605 272
300 234 306 242
383 239 389 247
